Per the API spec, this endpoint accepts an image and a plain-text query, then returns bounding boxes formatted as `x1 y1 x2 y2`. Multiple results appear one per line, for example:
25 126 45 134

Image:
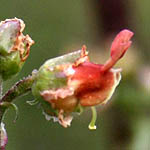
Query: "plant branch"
0 73 36 149
0 74 36 122
1 75 35 103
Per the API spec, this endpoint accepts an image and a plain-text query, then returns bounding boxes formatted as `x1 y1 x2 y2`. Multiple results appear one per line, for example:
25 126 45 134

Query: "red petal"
72 62 103 92
79 69 121 106
111 29 134 61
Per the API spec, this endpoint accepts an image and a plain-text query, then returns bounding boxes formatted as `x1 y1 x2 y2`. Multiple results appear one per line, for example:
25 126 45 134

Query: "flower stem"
0 74 36 149
0 77 3 99
0 76 4 122
1 75 35 103
0 75 36 122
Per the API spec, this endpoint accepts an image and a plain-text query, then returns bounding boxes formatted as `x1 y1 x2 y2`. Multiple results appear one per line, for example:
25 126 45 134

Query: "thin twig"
0 77 3 100
0 75 35 123
1 75 35 103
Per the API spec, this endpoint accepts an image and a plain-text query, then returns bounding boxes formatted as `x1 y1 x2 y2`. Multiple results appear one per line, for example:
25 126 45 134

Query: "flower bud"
0 123 8 149
32 29 133 128
0 18 34 80
32 50 81 127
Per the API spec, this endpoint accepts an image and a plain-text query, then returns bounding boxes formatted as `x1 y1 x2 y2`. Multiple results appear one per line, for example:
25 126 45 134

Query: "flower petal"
111 29 134 61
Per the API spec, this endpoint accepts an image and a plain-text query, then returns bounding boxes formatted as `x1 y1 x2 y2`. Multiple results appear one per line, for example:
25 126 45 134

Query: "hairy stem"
0 74 36 150
0 75 36 122
1 75 35 103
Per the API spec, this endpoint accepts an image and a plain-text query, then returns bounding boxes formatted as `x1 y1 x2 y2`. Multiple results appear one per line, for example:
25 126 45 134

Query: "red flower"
69 29 134 107
39 29 134 128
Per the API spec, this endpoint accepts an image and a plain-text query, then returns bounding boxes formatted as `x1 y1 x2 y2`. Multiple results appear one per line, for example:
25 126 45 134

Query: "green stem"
0 74 36 150
1 75 35 103
0 107 5 122
0 75 36 122
0 76 3 99
0 76 4 123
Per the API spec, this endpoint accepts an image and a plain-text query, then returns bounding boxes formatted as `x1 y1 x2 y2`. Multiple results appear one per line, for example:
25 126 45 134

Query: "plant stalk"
0 77 3 100
0 75 36 122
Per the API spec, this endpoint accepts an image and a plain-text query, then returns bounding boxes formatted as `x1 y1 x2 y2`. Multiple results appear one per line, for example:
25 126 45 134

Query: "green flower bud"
0 18 34 80
32 50 82 98
32 50 81 127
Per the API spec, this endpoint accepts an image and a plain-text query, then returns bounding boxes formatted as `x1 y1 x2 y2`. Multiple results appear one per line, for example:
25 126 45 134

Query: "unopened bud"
0 123 8 149
0 18 34 80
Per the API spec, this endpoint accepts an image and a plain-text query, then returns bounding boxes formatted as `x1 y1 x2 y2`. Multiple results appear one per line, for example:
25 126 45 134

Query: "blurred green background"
1 0 150 150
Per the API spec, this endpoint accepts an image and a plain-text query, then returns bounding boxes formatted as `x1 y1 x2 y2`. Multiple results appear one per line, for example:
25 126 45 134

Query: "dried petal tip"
0 123 8 149
111 29 134 61
58 113 73 128
74 45 89 66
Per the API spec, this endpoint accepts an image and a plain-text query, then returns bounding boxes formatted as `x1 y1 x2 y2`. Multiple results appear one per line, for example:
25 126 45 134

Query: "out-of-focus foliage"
0 0 150 150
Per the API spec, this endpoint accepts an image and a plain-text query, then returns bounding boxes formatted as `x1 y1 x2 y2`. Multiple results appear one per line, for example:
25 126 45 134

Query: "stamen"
88 106 97 130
